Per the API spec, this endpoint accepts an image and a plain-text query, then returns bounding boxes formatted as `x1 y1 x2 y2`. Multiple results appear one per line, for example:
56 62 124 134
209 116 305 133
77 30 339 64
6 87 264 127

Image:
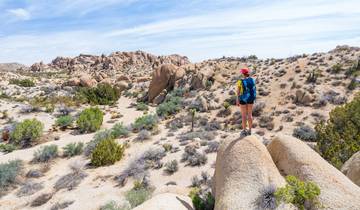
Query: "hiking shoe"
240 130 248 137
247 130 252 135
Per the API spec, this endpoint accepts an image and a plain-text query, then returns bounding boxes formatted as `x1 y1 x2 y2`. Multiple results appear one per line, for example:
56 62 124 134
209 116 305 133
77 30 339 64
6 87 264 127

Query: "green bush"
0 143 17 153
63 142 84 157
315 94 360 168
11 119 44 146
9 78 35 87
33 145 58 163
55 115 73 129
156 95 181 117
0 160 23 190
292 125 317 141
78 83 120 105
100 201 130 210
76 107 103 133
132 114 158 132
189 188 215 210
111 123 129 138
331 63 343 74
275 175 321 210
136 103 149 111
91 138 125 167
125 185 152 208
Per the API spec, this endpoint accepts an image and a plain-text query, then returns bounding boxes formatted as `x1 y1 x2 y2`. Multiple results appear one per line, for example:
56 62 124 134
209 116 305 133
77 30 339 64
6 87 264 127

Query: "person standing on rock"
236 68 256 136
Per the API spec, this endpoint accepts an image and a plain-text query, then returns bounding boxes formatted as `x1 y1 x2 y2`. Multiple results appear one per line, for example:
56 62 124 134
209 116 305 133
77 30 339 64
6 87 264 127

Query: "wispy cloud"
7 8 31 21
0 0 359 64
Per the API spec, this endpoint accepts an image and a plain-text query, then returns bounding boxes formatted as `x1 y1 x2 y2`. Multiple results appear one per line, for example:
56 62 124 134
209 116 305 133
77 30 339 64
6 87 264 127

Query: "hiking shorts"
239 100 254 105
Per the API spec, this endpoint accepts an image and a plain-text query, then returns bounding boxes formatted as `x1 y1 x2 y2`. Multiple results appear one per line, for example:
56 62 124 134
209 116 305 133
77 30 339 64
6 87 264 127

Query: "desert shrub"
345 60 360 77
132 114 158 132
76 107 103 133
306 69 320 83
182 146 207 166
125 183 152 208
162 143 173 152
17 182 44 197
347 78 358 90
252 101 265 117
178 131 217 142
0 160 23 190
258 185 276 210
205 141 220 153
164 160 178 174
135 130 151 141
111 123 129 138
0 143 17 153
62 142 84 157
316 94 360 168
11 119 44 146
331 63 343 74
84 129 113 156
31 193 53 207
50 200 75 210
78 83 120 105
115 147 165 186
55 115 73 129
91 138 125 167
292 125 317 142
189 187 215 210
54 164 87 191
33 145 58 163
9 78 35 87
156 95 181 117
100 201 130 210
259 115 274 130
275 175 321 210
136 102 149 111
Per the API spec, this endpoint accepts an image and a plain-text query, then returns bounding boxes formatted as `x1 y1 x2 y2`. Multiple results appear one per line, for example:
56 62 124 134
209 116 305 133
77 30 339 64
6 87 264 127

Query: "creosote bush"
316 94 360 168
275 175 321 210
9 78 35 87
11 119 44 147
0 160 23 192
63 142 84 157
91 138 125 167
78 83 120 105
76 107 103 133
292 125 317 142
33 145 58 163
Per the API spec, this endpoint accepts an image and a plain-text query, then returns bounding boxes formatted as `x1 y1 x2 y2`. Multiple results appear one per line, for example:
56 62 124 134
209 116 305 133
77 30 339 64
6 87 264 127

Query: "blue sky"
1 0 360 65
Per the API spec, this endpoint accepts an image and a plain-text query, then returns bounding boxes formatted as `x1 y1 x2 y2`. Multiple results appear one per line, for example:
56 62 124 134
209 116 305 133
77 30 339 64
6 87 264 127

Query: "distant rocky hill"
29 51 190 77
0 63 28 72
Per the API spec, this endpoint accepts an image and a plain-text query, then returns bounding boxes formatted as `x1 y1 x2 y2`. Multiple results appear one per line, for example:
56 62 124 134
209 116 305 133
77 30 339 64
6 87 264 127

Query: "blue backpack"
239 77 256 103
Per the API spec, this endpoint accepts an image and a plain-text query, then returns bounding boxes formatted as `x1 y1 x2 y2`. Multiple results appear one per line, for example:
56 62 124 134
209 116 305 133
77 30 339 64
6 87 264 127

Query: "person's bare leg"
246 104 253 134
240 105 247 130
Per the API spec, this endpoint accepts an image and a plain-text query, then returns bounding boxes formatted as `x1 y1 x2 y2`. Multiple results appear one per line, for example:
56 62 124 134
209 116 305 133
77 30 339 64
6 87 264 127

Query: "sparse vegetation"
100 201 130 210
189 187 215 210
62 142 84 157
111 122 130 138
331 63 343 74
136 102 149 111
132 114 158 132
33 145 58 163
31 193 53 207
125 180 153 208
293 125 317 142
11 119 44 147
17 182 44 197
0 143 17 153
0 160 23 193
135 129 151 141
164 160 178 174
316 94 360 168
9 78 35 87
258 185 276 210
54 163 87 191
55 115 73 129
76 107 103 133
275 175 321 210
90 138 125 167
78 83 120 105
182 146 207 166
156 95 182 117
306 69 320 84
